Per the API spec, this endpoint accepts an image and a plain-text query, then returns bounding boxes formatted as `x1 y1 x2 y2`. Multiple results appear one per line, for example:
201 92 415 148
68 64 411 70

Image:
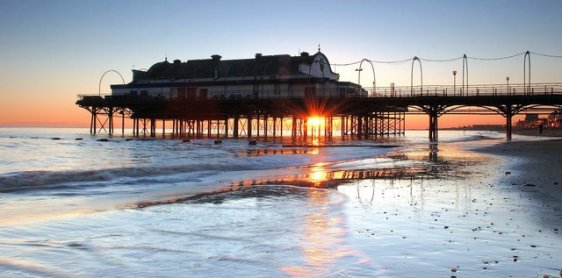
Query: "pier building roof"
128 51 339 83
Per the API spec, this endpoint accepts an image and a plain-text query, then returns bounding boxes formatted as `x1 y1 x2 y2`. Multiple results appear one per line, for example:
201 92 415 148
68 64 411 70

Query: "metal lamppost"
506 76 510 94
355 68 363 86
452 70 457 95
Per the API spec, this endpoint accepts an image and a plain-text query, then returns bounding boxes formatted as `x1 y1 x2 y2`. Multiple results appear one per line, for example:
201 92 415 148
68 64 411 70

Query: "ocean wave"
441 133 502 143
135 185 322 208
0 144 396 193
0 163 256 193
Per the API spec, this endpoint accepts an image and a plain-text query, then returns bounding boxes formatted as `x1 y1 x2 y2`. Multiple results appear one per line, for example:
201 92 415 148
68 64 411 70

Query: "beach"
478 138 562 202
0 128 561 277
336 137 562 277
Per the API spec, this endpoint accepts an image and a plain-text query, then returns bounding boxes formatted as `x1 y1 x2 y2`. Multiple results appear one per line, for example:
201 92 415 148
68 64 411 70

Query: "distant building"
470 124 504 130
515 113 552 128
111 51 365 99
547 109 562 127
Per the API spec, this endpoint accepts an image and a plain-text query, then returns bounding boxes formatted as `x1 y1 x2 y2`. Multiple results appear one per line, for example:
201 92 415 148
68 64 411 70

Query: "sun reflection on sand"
279 162 380 277
308 163 328 186
281 187 357 277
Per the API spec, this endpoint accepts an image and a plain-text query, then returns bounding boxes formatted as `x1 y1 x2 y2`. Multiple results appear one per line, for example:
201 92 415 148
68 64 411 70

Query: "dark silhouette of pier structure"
77 50 562 141
77 83 562 141
77 89 406 140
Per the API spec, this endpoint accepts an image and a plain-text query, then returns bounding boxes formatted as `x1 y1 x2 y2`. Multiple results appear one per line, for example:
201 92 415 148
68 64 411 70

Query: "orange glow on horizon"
0 96 525 129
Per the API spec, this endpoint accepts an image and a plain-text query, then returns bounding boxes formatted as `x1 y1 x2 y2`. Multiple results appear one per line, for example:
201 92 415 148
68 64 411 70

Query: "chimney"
300 52 309 58
255 53 262 59
173 59 181 64
211 54 222 61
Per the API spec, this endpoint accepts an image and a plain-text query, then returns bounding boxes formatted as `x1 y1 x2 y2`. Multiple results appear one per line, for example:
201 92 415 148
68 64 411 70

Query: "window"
187 87 196 99
178 87 186 99
338 88 346 97
305 87 316 98
199 88 208 99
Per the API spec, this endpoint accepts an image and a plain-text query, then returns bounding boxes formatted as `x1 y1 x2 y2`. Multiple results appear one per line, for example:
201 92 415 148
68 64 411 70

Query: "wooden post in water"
506 110 513 141
233 116 239 138
293 118 297 139
247 116 252 138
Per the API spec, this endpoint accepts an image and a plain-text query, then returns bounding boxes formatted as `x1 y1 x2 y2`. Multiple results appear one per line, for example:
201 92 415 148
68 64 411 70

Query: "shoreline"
337 136 562 277
1 129 561 276
474 138 562 203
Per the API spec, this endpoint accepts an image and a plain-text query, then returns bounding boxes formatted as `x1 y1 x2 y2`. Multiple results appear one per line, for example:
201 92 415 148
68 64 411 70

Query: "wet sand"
1 130 561 277
513 128 562 138
338 139 562 277
477 138 562 203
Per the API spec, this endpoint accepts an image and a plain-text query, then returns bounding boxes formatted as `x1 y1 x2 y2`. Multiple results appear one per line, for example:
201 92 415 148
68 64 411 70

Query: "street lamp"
452 70 457 95
355 68 363 86
506 76 510 94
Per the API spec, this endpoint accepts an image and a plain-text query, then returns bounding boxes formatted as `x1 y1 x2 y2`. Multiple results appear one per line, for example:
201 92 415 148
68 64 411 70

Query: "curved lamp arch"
462 54 468 94
524 51 531 93
99 70 125 96
410 57 423 95
358 58 376 96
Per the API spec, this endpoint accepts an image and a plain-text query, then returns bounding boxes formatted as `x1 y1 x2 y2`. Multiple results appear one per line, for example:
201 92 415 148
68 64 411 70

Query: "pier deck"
77 83 562 141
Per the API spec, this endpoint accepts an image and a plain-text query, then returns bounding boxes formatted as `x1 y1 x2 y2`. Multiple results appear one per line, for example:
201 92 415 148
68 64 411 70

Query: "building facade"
111 51 365 99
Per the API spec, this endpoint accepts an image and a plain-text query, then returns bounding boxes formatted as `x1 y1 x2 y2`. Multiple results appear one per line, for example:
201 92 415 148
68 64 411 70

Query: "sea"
0 127 560 277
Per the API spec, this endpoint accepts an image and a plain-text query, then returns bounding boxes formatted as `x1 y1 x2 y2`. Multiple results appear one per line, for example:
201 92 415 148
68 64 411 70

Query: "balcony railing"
78 83 562 102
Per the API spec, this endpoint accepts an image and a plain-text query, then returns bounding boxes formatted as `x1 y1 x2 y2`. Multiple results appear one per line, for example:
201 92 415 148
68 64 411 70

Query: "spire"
317 44 321 52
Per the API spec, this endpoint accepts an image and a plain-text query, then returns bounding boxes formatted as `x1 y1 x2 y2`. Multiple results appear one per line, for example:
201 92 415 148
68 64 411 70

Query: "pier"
76 90 407 140
77 83 562 141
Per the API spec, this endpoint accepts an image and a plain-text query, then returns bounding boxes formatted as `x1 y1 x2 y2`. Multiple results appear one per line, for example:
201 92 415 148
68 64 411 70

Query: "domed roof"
146 59 171 79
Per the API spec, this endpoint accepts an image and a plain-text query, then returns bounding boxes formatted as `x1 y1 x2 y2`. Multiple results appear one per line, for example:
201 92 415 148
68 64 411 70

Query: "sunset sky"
1 0 561 128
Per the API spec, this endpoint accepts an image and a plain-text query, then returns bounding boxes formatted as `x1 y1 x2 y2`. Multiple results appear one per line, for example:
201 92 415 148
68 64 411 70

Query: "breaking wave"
0 163 257 193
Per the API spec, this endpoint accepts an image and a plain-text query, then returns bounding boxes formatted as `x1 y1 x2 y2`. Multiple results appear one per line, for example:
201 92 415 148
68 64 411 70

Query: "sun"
308 116 323 127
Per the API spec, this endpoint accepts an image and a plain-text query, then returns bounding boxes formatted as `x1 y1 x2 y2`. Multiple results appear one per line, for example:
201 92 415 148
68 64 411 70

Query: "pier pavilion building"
78 50 408 139
110 51 365 99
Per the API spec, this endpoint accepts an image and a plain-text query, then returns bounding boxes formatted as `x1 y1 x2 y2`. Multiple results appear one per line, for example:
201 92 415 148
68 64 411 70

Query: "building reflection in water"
342 174 475 215
429 143 438 162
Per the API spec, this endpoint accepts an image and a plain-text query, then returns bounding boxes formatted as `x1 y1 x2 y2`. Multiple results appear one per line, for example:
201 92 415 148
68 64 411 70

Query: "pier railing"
79 83 562 102
369 83 562 98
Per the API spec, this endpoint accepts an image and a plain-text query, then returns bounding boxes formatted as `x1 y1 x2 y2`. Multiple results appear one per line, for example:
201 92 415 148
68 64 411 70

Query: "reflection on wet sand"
281 163 374 277
136 143 480 209
280 189 354 277
347 176 475 213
